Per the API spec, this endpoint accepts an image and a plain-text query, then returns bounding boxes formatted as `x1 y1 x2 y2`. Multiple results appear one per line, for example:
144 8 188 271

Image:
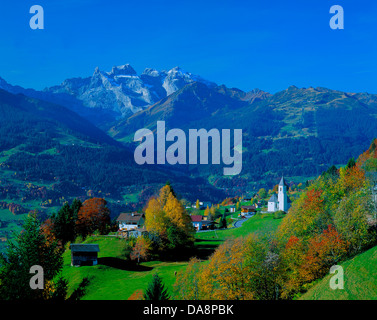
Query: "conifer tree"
0 213 63 299
219 214 227 229
143 273 170 300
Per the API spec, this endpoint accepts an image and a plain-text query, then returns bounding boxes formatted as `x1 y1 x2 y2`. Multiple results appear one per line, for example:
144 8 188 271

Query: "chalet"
116 212 145 230
241 205 256 214
70 244 100 267
190 215 214 231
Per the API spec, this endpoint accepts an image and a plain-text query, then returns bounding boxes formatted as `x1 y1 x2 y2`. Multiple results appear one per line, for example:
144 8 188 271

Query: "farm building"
241 205 256 213
70 244 100 267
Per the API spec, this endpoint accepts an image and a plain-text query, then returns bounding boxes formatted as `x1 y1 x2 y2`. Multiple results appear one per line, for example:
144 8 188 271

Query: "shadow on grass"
98 257 153 271
194 239 223 259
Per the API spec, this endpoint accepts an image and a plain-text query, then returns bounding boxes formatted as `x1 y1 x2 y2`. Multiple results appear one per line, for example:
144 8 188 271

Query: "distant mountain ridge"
44 64 217 118
0 65 218 127
1 65 377 193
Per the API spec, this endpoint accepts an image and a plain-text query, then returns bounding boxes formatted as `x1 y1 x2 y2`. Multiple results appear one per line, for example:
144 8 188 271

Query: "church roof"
268 194 278 203
279 176 288 187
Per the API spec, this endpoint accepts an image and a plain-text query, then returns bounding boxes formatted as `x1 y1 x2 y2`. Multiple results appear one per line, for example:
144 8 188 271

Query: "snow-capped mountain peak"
107 64 137 76
45 64 216 118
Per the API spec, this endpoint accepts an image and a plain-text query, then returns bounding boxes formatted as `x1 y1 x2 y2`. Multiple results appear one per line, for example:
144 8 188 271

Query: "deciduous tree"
75 198 111 238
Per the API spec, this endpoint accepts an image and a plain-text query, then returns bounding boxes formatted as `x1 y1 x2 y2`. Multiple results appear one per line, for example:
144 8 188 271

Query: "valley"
1 64 377 247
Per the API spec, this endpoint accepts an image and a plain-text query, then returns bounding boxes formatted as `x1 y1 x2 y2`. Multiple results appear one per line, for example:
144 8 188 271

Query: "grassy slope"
62 236 188 300
300 245 377 300
61 213 283 300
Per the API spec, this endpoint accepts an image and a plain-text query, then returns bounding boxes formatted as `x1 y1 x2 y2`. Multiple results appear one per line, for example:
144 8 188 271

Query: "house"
229 206 236 213
191 215 204 231
70 244 100 267
268 176 291 213
116 212 145 230
190 215 214 231
241 205 256 214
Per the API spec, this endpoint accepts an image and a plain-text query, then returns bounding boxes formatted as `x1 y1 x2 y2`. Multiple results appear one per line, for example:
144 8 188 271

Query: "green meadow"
195 213 282 249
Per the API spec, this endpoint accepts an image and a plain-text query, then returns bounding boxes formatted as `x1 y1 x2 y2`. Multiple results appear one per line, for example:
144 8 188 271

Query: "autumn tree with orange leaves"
130 236 152 265
299 225 348 284
75 197 112 238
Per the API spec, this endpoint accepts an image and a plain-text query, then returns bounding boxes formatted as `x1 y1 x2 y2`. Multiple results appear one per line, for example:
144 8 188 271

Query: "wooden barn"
70 244 100 267
241 205 256 214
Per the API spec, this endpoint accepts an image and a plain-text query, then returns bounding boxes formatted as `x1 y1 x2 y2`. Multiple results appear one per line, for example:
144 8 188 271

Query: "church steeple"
278 175 289 212
279 176 288 187
268 175 291 213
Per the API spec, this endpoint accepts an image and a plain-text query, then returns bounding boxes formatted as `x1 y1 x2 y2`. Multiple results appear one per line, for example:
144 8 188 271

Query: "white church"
268 176 291 213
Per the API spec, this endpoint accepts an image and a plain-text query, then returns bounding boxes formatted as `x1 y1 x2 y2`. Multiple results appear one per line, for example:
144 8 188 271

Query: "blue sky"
0 0 376 93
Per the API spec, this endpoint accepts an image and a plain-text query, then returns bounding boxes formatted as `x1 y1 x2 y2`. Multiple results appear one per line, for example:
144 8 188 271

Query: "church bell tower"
278 176 289 212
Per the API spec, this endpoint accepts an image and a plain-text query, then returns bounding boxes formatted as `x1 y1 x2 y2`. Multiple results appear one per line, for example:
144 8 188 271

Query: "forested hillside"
0 89 226 223
111 83 377 192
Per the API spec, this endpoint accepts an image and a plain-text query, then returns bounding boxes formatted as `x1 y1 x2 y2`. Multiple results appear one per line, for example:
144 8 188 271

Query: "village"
68 177 292 267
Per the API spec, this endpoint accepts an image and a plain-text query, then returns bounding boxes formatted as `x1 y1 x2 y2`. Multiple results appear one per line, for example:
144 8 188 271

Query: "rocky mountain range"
0 64 217 128
1 64 377 194
46 64 217 117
